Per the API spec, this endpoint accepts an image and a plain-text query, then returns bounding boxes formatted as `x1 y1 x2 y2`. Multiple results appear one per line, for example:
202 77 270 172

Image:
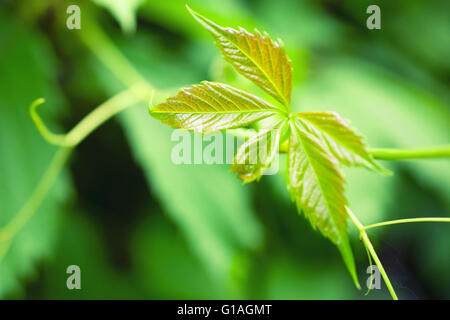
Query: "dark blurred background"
0 0 449 299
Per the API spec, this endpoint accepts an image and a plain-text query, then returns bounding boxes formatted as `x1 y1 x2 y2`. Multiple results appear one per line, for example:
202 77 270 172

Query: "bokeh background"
0 0 449 299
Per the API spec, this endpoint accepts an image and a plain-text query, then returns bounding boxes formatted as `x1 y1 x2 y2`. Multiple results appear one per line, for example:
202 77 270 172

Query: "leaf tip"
185 3 194 14
377 165 394 176
337 239 360 290
276 37 285 48
354 277 362 290
185 4 212 30
147 89 155 115
186 4 203 24
368 160 393 176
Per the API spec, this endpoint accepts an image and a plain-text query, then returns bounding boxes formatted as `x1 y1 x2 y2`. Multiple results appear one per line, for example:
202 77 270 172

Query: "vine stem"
0 148 71 246
346 207 399 300
368 146 450 160
363 217 450 231
0 18 156 263
30 82 151 147
80 18 146 88
0 85 150 262
279 141 450 160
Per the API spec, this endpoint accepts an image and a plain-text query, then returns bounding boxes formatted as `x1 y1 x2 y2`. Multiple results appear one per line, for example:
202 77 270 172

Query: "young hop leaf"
296 112 391 175
187 5 293 109
287 120 359 286
150 81 282 134
149 7 392 287
232 120 287 183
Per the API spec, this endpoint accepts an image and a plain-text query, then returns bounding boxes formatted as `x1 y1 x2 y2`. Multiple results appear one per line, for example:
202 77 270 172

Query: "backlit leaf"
187 6 293 109
231 120 287 183
287 120 358 286
150 81 281 134
296 111 390 174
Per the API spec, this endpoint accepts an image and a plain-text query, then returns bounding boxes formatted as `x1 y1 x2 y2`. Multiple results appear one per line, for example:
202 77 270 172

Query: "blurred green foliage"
0 10 70 296
0 0 448 299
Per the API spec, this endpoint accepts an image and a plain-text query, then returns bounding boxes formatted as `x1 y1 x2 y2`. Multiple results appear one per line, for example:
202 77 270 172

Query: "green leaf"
262 251 355 299
231 120 286 183
187 5 293 108
133 214 222 299
0 13 70 297
287 120 358 287
296 111 390 175
296 57 450 210
150 81 281 134
120 105 263 297
91 0 145 34
34 211 143 299
90 36 263 297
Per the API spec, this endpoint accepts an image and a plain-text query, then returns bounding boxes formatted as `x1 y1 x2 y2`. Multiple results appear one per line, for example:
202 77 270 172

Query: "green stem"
0 85 150 261
363 217 450 231
1 19 155 263
29 98 68 146
0 148 71 247
346 207 399 300
360 231 398 300
363 244 374 296
368 145 450 160
80 20 147 88
80 19 146 87
280 141 450 160
29 83 150 147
